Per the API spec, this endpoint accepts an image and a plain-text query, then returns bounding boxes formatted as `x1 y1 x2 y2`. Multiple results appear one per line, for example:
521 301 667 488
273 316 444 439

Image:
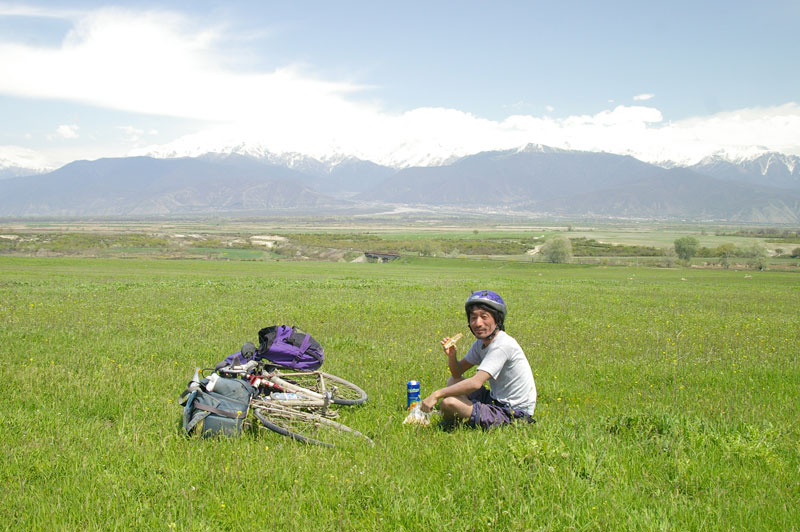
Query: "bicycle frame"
219 365 334 415
210 362 370 447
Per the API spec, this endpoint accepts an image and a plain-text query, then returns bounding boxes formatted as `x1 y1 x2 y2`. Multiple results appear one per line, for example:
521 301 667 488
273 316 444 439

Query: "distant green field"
182 247 272 260
1 255 798 530
4 220 799 270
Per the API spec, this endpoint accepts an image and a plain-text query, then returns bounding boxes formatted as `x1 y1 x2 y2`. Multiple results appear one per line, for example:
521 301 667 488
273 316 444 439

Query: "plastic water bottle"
272 392 301 400
206 373 220 392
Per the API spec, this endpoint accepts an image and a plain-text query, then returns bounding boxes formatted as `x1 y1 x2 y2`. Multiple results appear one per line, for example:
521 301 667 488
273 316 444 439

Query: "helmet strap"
471 324 500 345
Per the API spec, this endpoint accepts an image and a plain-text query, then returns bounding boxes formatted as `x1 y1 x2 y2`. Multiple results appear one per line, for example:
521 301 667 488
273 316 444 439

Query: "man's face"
468 307 497 339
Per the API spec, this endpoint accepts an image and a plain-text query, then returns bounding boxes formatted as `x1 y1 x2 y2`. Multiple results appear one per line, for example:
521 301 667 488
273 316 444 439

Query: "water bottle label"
407 380 421 408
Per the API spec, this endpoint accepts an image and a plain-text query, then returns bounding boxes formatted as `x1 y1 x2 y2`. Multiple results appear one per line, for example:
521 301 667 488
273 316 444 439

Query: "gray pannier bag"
180 375 256 437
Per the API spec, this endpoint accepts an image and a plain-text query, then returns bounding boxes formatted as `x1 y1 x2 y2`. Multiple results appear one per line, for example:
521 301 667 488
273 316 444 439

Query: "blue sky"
1 0 799 171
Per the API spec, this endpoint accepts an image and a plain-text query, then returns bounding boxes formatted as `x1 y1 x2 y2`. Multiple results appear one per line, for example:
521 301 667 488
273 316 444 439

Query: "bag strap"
182 390 198 432
179 388 191 405
299 333 312 353
193 403 248 419
301 334 324 364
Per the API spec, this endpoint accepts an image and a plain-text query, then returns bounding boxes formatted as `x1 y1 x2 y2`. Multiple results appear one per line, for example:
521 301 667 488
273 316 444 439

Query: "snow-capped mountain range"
689 152 800 190
2 144 799 222
130 139 463 171
139 141 800 182
2 141 798 182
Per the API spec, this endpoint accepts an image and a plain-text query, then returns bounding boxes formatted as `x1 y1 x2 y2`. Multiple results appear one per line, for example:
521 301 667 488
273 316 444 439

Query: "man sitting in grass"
420 290 537 429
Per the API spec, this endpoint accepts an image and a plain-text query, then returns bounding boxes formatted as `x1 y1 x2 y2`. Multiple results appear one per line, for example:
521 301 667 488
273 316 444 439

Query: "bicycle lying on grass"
212 361 373 447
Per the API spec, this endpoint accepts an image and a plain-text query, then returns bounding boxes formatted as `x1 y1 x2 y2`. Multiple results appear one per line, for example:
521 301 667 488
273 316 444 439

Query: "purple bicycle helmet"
465 290 507 328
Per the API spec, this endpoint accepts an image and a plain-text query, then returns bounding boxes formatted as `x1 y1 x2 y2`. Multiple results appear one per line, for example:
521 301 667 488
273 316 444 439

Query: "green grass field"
1 256 798 530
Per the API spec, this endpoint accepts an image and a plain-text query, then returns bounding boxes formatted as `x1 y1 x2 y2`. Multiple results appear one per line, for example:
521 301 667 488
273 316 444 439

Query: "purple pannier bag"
256 325 324 371
214 342 258 371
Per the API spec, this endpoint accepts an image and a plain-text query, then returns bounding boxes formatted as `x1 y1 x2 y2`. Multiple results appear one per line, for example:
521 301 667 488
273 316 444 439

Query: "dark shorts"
467 387 535 430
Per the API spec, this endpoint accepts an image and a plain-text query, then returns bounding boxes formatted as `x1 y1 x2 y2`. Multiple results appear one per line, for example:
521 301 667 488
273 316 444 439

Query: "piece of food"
443 333 463 349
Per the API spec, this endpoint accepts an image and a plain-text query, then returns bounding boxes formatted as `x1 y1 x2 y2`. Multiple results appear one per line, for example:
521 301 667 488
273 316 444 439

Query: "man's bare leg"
440 376 474 422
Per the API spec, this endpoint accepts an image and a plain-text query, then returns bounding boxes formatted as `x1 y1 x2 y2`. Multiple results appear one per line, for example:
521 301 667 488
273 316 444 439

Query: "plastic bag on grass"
403 403 433 426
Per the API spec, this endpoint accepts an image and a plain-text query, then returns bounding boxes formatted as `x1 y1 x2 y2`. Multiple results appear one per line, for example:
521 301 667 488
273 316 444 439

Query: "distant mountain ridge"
1 145 799 222
0 164 46 180
690 152 800 190
355 146 800 222
0 155 341 216
358 147 664 205
536 168 800 222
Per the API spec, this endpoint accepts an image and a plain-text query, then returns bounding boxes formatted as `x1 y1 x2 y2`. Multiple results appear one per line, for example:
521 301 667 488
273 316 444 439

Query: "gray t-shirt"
464 331 537 415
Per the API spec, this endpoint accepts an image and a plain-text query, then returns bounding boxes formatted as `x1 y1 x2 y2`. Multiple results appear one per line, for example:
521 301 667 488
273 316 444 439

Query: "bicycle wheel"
275 371 368 406
252 399 373 448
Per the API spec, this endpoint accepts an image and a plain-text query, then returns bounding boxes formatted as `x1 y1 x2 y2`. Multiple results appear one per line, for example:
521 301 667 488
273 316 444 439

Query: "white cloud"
0 145 51 170
1 6 799 169
649 103 800 163
117 125 156 142
55 124 79 139
0 7 364 123
132 101 800 167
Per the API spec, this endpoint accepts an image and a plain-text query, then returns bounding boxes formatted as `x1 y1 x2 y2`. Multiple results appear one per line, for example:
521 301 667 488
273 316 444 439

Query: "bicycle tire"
252 400 373 447
276 371 368 406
